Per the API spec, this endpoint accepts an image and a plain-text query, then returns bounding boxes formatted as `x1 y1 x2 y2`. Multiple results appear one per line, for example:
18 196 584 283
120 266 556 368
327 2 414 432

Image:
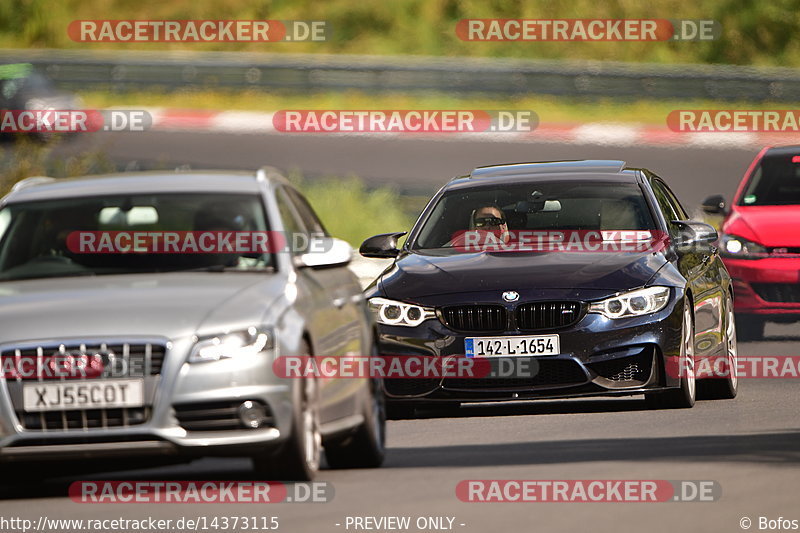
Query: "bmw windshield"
411 180 658 251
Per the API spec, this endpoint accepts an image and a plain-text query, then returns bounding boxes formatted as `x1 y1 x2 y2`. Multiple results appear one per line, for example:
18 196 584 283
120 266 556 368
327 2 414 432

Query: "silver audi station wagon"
0 169 385 481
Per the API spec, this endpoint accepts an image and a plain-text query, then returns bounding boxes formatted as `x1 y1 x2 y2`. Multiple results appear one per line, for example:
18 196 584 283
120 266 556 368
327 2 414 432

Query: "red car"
703 145 800 340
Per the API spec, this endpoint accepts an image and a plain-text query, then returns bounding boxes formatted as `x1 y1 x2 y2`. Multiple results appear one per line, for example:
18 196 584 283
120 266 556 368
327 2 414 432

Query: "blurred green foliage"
1 0 799 66
0 138 115 196
288 172 415 246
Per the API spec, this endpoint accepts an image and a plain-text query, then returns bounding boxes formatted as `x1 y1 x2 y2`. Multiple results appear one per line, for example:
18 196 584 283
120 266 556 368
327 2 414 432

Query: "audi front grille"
1 340 165 431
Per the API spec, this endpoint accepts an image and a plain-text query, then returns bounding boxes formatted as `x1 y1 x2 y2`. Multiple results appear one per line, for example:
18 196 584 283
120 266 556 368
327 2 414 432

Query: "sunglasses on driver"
473 216 507 227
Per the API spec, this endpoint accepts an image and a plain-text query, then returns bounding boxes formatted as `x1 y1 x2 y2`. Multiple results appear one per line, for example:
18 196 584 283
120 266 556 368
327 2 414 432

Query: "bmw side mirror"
671 221 718 254
701 194 727 215
359 232 407 258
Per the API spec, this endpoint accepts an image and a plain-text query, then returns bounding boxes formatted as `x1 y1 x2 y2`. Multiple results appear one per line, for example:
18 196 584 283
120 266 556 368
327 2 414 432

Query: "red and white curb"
135 108 800 149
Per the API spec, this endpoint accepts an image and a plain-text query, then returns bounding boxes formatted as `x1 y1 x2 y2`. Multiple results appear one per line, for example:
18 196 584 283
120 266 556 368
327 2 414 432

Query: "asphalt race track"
2 131 798 533
53 130 759 202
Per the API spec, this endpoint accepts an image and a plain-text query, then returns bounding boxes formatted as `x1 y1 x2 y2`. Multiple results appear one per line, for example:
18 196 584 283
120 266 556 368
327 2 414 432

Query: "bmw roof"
471 160 627 178
446 160 640 190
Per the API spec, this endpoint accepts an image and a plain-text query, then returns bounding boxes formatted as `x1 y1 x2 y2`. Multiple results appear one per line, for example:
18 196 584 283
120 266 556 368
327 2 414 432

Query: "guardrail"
2 48 800 101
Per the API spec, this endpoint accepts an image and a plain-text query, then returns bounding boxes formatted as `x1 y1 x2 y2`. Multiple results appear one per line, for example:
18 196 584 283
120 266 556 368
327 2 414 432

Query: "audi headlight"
589 286 670 319
188 326 273 363
368 297 435 327
720 234 767 258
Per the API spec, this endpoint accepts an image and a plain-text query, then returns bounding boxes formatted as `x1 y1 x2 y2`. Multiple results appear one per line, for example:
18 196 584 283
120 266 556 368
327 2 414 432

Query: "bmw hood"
379 250 668 300
0 273 286 344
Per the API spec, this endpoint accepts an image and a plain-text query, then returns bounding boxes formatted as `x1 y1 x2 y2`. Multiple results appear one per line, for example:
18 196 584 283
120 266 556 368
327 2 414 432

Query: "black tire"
325 378 386 469
253 342 321 481
736 314 765 342
386 402 417 420
646 300 696 409
698 294 739 400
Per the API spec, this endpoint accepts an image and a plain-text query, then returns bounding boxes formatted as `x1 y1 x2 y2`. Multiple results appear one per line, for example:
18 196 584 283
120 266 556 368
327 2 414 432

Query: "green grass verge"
3 0 800 67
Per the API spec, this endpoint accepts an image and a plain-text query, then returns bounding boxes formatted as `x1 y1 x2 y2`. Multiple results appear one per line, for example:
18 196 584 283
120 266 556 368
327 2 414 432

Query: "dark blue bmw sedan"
360 160 738 418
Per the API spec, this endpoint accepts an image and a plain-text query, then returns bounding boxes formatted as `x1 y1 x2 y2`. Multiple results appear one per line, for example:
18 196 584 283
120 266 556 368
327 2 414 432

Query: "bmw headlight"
720 234 767 258
368 297 435 327
589 286 670 319
188 326 273 363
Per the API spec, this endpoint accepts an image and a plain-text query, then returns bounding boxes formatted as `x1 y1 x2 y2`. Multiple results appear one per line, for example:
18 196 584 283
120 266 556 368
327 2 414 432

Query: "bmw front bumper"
376 291 686 404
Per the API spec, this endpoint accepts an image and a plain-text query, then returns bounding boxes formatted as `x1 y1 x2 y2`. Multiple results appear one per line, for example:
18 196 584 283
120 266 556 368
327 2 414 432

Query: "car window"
654 178 688 220
650 180 679 224
0 209 10 241
20 73 54 92
412 180 656 250
275 187 308 254
0 193 273 281
285 187 328 237
739 153 800 205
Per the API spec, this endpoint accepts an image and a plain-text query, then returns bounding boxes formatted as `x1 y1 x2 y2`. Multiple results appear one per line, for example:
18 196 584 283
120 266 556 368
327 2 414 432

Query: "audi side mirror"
295 237 352 268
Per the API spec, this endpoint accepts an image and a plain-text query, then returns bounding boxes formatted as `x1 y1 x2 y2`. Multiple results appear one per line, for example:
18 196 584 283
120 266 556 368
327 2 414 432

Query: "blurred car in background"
0 169 385 481
703 145 800 340
0 62 82 141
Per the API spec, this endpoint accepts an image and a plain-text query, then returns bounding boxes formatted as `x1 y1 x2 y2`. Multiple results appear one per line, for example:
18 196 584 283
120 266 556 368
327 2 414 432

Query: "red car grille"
752 283 800 303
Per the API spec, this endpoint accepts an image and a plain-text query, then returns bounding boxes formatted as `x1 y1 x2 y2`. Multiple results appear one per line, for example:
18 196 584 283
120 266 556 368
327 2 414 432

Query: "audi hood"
0 273 286 343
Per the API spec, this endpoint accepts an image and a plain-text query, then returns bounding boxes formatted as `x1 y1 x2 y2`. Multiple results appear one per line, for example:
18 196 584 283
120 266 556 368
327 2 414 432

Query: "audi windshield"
0 193 274 281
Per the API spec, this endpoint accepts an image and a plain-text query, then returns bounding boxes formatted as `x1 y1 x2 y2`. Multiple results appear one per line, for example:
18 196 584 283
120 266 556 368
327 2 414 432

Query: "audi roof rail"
10 176 56 192
256 166 289 183
469 160 627 179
